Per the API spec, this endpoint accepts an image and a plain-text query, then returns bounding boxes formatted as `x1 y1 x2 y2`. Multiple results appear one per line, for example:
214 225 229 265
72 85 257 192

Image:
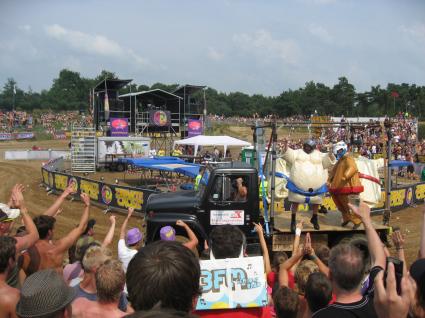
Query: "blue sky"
0 0 424 96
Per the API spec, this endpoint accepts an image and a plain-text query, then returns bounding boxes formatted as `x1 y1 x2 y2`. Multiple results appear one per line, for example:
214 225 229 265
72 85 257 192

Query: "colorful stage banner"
196 256 268 310
110 118 129 137
188 119 203 137
149 110 171 127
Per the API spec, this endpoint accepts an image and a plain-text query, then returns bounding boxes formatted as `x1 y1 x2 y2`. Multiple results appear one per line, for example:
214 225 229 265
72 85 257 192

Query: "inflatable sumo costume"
283 140 336 232
355 156 384 207
328 142 364 228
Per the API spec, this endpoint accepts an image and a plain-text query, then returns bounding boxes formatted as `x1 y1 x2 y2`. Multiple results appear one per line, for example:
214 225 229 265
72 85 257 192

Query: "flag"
104 91 110 120
391 91 399 98
13 84 16 95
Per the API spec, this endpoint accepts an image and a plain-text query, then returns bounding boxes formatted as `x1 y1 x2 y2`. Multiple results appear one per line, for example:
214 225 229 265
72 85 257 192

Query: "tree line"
1 69 425 119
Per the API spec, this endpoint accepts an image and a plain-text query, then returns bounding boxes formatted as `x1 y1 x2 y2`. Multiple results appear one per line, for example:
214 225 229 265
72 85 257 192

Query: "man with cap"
118 207 143 272
16 269 76 318
1 184 39 288
282 140 335 232
160 220 198 252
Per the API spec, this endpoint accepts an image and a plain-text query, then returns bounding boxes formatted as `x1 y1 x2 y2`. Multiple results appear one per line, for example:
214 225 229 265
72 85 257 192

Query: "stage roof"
119 89 182 100
94 79 132 93
173 84 206 96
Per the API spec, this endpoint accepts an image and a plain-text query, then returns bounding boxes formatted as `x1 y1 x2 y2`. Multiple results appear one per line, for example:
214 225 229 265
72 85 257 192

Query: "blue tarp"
118 157 201 178
389 160 413 168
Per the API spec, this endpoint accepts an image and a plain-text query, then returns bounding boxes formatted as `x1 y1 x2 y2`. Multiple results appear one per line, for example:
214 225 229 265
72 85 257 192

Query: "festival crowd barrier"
41 158 156 212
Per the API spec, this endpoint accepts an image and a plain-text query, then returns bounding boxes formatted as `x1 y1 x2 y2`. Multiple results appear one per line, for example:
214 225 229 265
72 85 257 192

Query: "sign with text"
196 256 268 310
110 118 129 137
188 119 203 137
210 210 244 225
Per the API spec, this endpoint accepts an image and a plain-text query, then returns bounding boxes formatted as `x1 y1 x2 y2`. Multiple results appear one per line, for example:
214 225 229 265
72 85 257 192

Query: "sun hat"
410 258 425 284
16 269 76 317
160 225 176 241
0 203 20 222
126 227 143 245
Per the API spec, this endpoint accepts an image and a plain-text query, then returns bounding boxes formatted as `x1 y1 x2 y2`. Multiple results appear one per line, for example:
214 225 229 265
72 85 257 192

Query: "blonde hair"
295 260 319 294
82 246 112 273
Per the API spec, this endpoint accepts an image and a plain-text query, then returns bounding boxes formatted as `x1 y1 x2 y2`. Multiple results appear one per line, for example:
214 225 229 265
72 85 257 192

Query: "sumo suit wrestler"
328 141 364 229
283 140 335 232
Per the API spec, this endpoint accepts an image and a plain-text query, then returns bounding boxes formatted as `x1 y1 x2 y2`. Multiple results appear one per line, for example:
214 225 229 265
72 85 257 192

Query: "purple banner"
188 119 203 137
0 133 13 141
15 132 35 140
110 118 129 137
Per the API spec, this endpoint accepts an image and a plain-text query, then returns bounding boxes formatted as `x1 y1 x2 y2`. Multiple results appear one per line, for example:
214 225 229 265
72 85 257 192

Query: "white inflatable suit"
355 156 384 207
268 158 289 201
283 148 335 205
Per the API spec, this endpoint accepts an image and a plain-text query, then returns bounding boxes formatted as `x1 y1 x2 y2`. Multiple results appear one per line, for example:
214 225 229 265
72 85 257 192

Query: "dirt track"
0 140 423 266
0 140 142 256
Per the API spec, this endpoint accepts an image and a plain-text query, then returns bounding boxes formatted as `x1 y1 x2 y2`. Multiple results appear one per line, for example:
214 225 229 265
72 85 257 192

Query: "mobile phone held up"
384 256 403 295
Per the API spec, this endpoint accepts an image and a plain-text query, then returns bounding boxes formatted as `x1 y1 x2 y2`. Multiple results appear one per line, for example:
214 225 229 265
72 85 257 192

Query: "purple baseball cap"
160 226 176 241
126 228 143 245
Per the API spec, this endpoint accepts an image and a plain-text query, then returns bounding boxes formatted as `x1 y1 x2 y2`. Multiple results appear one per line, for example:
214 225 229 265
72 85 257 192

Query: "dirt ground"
0 139 423 267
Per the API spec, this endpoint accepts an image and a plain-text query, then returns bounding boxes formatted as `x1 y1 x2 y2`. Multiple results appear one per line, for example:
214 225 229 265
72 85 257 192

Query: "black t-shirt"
312 266 383 318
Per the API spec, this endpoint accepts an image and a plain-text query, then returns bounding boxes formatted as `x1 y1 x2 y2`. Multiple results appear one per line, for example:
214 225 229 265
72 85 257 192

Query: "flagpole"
13 84 16 111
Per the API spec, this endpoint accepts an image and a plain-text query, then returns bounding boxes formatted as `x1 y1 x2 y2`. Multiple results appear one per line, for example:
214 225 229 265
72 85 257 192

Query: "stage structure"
118 84 206 154
92 78 132 133
172 84 206 138
71 125 96 173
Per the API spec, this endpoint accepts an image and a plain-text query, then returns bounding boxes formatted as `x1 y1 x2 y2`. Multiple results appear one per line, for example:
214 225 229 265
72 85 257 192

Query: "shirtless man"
21 192 90 275
72 259 127 318
1 184 39 288
233 177 248 201
0 237 20 318
0 184 39 252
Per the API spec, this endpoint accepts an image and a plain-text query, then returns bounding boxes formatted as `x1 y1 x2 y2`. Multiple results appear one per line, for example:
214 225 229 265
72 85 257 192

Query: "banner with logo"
196 256 267 310
188 119 203 137
15 132 35 140
110 118 129 137
149 110 171 127
0 133 13 141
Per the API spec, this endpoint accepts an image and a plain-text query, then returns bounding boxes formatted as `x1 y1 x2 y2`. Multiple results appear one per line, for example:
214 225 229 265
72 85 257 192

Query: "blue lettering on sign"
200 267 260 293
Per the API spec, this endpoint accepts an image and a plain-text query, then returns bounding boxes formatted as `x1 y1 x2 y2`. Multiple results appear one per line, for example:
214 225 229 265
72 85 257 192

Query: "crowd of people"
1 180 425 318
0 110 93 134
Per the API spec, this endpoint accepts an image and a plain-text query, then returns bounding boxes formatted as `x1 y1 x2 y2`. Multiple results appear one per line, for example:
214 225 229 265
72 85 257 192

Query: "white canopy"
174 135 251 157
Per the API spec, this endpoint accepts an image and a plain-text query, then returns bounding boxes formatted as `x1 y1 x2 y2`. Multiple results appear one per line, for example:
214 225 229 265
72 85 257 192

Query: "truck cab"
144 162 261 248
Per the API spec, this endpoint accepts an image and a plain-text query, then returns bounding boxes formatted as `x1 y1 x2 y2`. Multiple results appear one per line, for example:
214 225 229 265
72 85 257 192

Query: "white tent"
174 135 251 157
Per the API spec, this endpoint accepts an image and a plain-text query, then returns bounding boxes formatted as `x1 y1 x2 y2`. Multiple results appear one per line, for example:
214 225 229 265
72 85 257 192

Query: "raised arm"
102 215 116 248
279 247 303 287
350 202 386 269
254 222 271 274
119 208 134 241
55 193 90 253
12 185 39 252
304 233 330 277
391 230 407 275
177 220 199 251
43 182 76 217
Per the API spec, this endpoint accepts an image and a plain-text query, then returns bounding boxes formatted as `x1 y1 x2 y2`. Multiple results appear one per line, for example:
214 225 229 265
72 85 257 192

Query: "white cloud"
400 23 425 42
309 24 333 43
44 24 149 66
207 47 224 61
233 29 299 64
18 25 32 32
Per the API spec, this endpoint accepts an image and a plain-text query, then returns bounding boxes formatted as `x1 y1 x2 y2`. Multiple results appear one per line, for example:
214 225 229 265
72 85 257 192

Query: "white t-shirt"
118 239 137 272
